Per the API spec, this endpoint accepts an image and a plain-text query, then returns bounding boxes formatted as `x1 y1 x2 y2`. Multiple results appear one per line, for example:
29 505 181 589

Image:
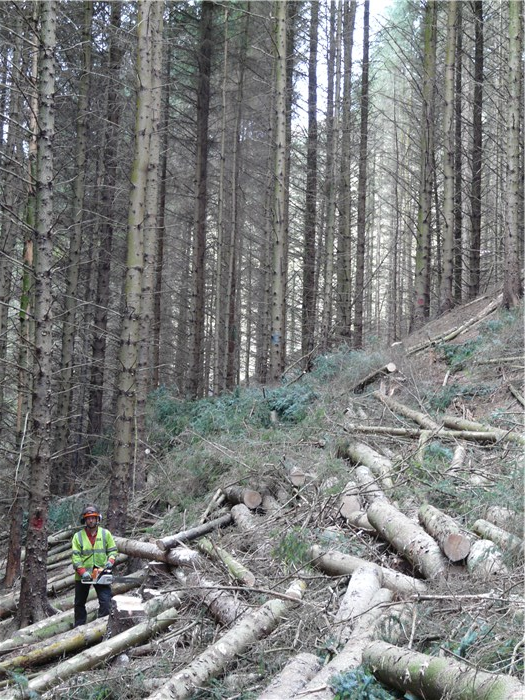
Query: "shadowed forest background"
0 0 523 630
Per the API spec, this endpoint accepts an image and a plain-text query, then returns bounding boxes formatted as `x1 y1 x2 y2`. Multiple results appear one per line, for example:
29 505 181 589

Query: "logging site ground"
0 292 524 700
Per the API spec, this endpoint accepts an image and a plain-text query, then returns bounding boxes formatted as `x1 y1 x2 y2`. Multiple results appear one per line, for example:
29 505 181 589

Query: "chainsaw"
82 567 113 585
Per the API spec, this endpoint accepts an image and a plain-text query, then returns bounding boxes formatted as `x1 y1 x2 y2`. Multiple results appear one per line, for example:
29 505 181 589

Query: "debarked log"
146 580 307 700
363 640 524 700
155 513 233 551
418 503 473 562
366 500 449 579
256 652 322 700
309 545 426 595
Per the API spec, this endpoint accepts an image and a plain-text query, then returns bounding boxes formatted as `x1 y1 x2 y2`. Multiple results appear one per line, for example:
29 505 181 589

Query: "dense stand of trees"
0 0 522 622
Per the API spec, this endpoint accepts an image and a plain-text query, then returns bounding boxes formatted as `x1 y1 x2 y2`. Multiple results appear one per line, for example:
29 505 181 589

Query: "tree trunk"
366 500 449 579
334 564 382 644
374 391 439 430
502 0 523 307
412 0 437 329
439 0 457 314
222 486 263 509
352 0 370 349
188 1 213 397
17 0 59 627
53 0 93 493
108 0 156 533
418 503 472 562
269 0 288 382
472 519 523 556
301 0 319 363
146 580 306 700
113 536 201 569
197 537 256 587
309 545 427 595
363 640 524 700
340 440 394 490
468 0 483 301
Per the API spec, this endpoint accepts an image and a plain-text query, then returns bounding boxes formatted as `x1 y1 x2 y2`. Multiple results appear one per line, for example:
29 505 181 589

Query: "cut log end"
443 533 471 562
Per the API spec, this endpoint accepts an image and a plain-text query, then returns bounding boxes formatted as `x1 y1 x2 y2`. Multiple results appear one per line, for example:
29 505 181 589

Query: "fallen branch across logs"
363 640 524 700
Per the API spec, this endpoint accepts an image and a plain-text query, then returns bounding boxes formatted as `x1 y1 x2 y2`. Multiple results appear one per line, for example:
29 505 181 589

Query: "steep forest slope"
0 293 523 700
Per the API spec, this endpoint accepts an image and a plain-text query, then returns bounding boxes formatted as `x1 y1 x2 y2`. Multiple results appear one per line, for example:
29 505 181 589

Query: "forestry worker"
71 504 118 627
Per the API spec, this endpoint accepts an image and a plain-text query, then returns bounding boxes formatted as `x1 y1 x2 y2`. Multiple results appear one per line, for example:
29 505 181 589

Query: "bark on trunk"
334 564 382 644
196 537 256 587
297 589 395 700
222 487 263 510
466 540 509 577
114 536 201 568
177 569 246 626
472 519 523 556
338 480 362 519
441 415 525 445
340 440 394 490
373 392 439 430
418 503 473 562
257 652 322 700
363 640 524 700
156 513 232 551
309 545 427 595
16 607 180 698
350 363 397 394
146 580 306 700
366 500 449 579
353 465 389 504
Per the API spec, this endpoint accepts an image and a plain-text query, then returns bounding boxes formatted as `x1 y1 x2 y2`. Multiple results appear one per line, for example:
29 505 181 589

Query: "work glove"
105 561 113 571
81 572 91 582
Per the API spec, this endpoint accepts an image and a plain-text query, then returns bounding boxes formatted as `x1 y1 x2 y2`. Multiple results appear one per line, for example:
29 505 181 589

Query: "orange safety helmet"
80 504 102 524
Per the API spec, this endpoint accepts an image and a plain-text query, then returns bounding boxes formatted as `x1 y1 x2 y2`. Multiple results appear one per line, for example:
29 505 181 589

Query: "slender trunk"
353 0 370 349
468 0 483 301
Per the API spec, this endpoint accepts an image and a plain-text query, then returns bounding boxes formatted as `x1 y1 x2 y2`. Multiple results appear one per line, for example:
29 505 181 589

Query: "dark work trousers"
74 581 112 626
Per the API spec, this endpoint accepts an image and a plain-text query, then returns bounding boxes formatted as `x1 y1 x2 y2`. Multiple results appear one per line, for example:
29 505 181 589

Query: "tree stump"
105 595 147 640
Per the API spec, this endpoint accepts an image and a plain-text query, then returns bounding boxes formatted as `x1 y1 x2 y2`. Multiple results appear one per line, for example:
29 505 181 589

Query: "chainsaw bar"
81 574 144 585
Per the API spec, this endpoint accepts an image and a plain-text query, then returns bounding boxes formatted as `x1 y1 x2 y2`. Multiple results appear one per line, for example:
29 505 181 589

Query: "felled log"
418 503 472 562
339 441 394 490
295 589 395 700
472 519 523 556
448 445 467 471
12 606 180 699
197 537 255 586
309 545 426 595
405 295 502 355
146 580 306 700
353 465 389 504
114 536 201 569
343 424 501 443
0 617 108 677
363 640 524 700
155 513 233 551
441 414 525 445
222 486 263 510
350 363 397 394
230 503 260 534
338 481 362 519
334 565 382 644
256 652 322 700
466 539 509 577
485 505 520 531
176 569 246 626
373 391 440 430
344 510 375 532
366 500 449 579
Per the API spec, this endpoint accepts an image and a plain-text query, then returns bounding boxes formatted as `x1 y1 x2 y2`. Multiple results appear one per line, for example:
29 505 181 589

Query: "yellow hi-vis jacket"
71 527 118 580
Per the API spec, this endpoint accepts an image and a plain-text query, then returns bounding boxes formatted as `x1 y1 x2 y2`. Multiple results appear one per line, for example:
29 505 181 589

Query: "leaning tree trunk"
363 640 524 700
17 0 59 627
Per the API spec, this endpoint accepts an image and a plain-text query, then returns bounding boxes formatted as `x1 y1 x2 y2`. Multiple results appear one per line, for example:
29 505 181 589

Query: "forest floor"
0 290 523 700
